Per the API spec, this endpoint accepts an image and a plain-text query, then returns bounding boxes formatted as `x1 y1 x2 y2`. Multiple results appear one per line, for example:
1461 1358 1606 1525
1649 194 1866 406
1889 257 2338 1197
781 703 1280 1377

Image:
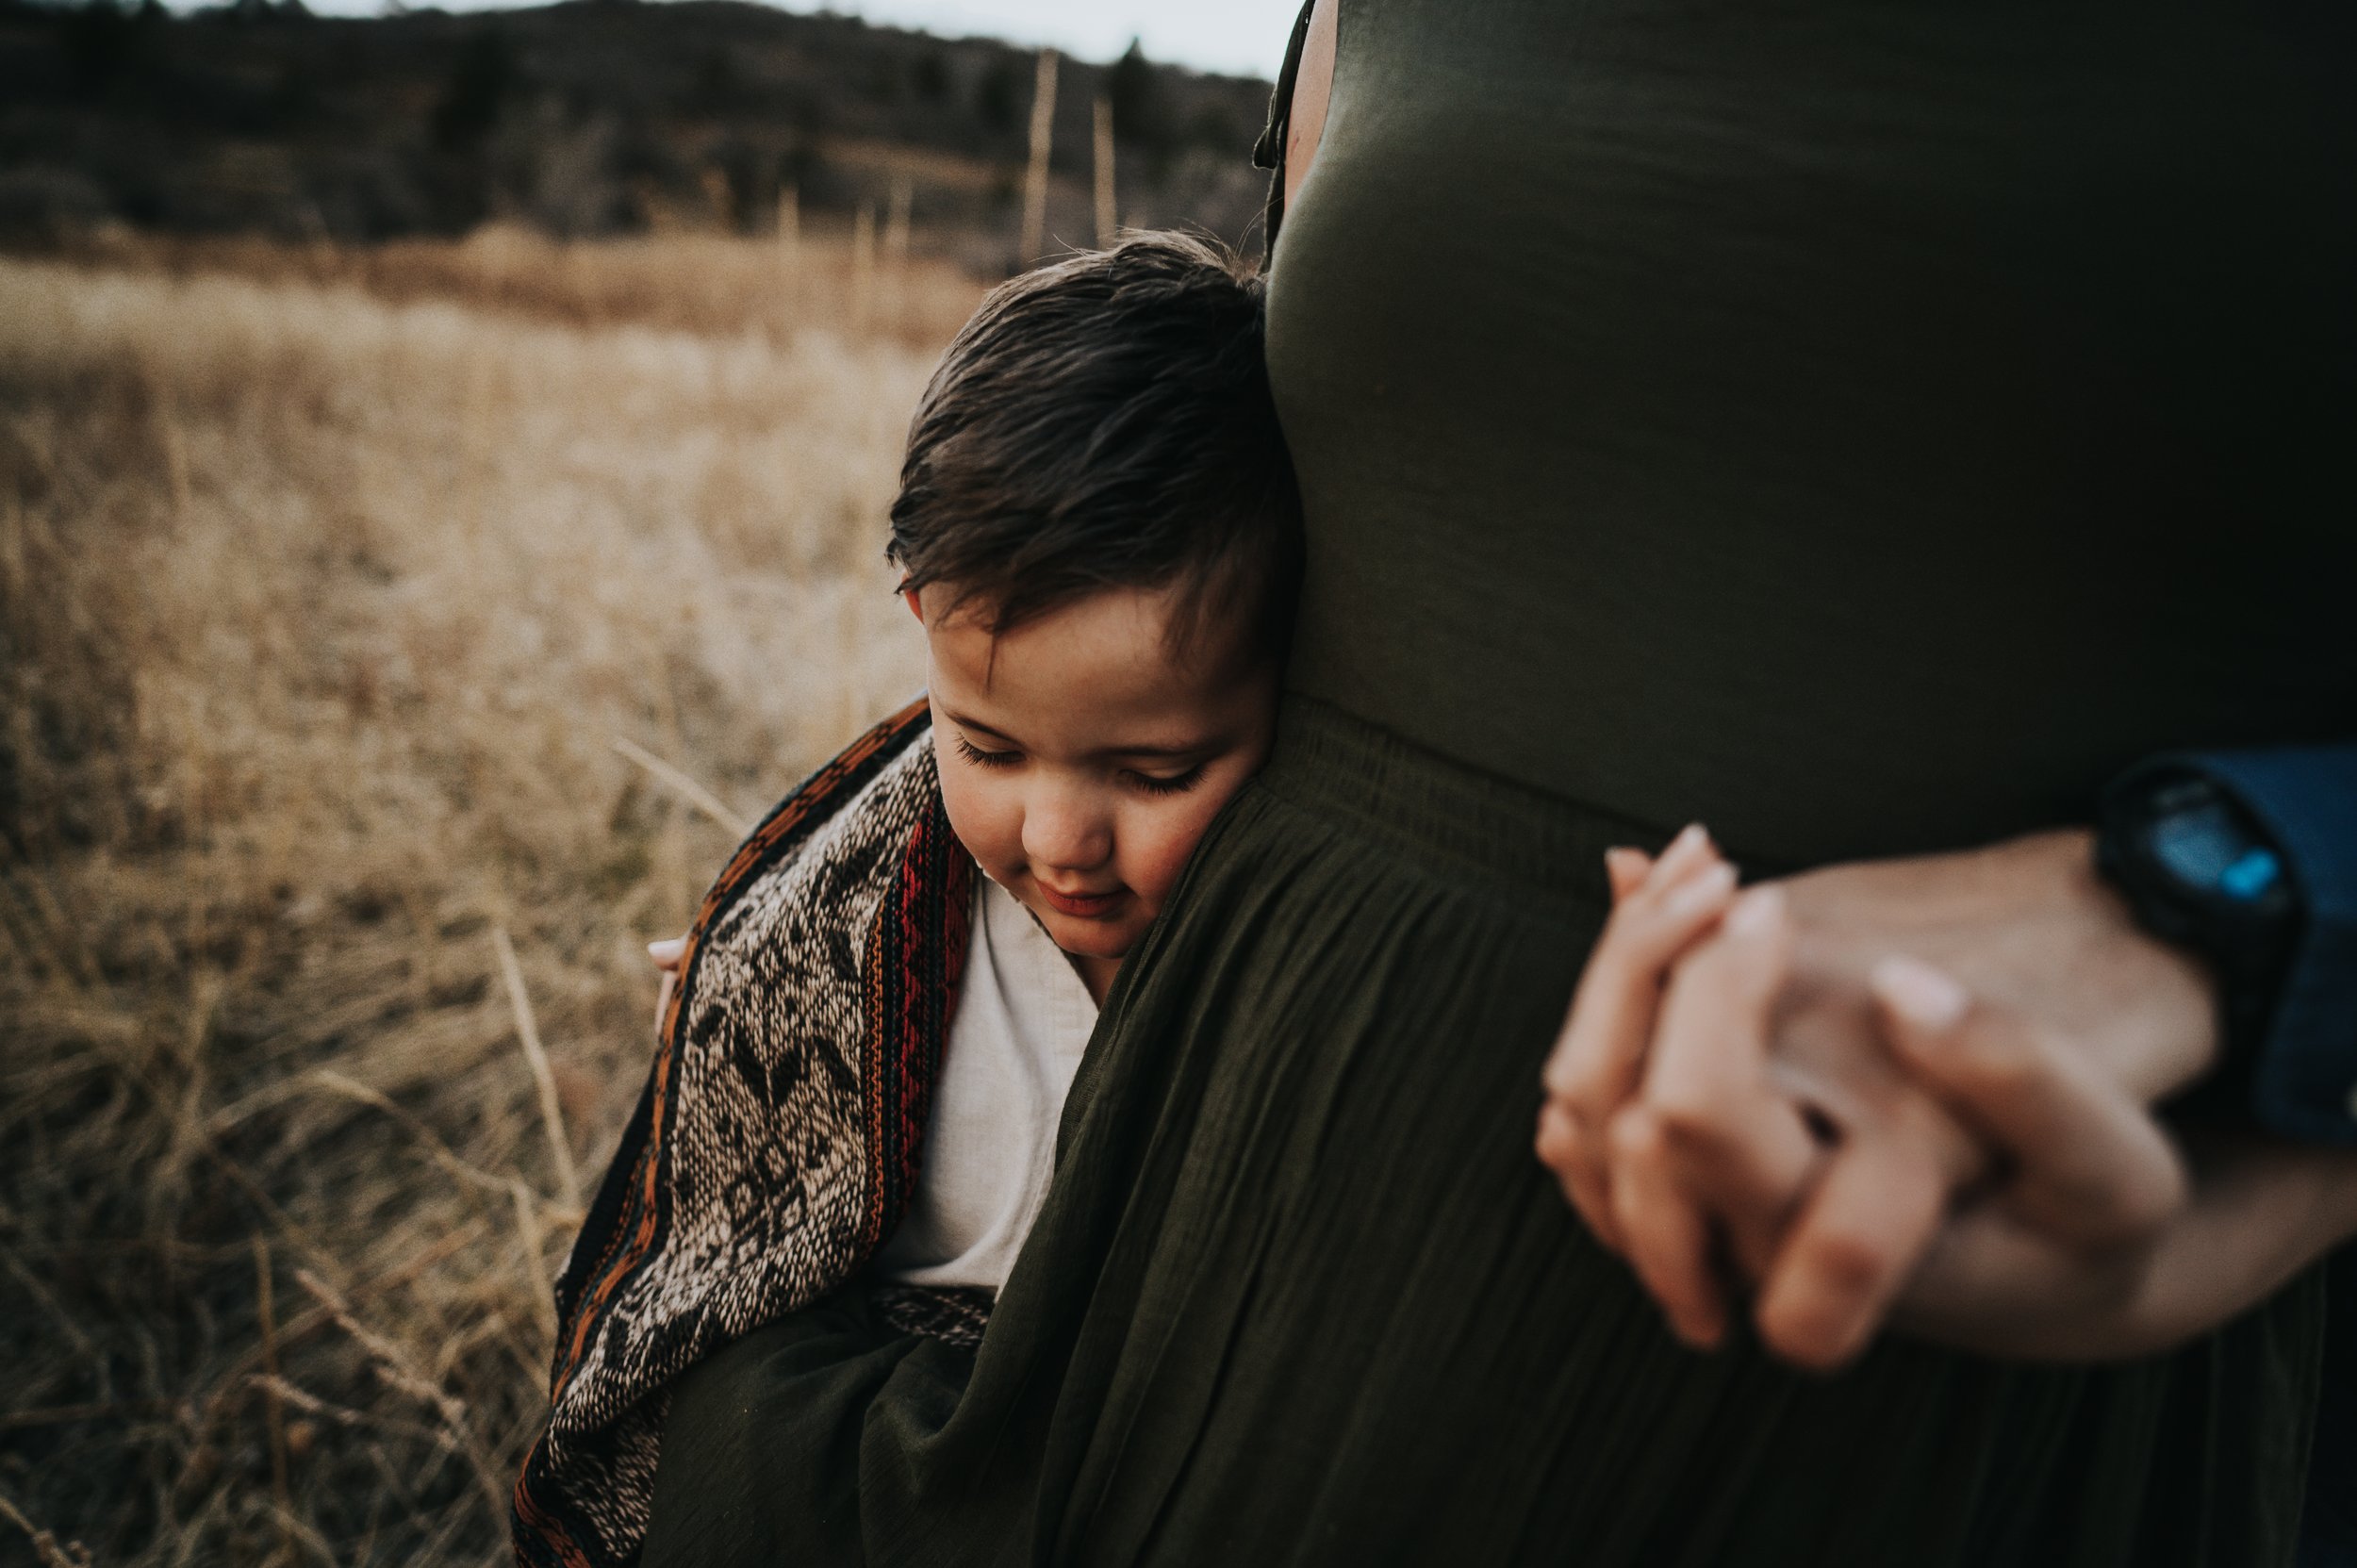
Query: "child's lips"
1037 883 1126 918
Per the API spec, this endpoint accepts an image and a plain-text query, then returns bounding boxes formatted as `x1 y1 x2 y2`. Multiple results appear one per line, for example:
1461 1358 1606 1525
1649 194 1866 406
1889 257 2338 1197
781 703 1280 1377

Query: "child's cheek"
935 751 1018 882
1123 799 1225 916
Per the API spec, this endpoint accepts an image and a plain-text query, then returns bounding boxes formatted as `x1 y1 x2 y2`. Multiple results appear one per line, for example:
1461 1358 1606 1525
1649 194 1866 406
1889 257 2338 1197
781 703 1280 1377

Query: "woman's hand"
651 933 686 1032
1536 826 1745 1268
1537 829 2357 1367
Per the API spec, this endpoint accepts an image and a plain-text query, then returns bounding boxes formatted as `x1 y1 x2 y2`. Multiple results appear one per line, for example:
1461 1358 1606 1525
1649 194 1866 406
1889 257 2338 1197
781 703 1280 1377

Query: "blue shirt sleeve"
2166 744 2357 1147
2152 748 2357 1566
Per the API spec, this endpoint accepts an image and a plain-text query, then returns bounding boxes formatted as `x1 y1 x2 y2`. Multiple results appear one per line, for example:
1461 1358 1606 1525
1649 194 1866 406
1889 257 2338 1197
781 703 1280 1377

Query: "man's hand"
1539 830 2223 1367
1879 1087 2357 1362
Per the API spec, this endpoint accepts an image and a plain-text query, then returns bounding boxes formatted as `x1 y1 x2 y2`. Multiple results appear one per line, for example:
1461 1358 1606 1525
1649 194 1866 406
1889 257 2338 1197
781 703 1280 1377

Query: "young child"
514 233 1301 1568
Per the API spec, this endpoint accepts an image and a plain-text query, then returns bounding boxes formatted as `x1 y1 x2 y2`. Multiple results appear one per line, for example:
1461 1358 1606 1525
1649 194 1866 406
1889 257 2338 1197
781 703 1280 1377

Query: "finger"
1543 856 1739 1098
1537 1109 1621 1251
654 966 677 1036
1605 822 1720 910
1605 847 1653 902
649 935 687 972
1643 821 1718 895
1605 822 1719 918
1607 1106 1728 1348
1540 857 1739 1250
1873 956 2188 1245
1537 1098 1621 1254
1754 1114 1950 1370
1640 887 1821 1273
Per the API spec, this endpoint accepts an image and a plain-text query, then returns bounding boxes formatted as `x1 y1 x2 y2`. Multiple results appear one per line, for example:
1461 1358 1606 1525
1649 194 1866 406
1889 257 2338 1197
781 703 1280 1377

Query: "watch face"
2141 784 2295 919
2106 772 2302 1048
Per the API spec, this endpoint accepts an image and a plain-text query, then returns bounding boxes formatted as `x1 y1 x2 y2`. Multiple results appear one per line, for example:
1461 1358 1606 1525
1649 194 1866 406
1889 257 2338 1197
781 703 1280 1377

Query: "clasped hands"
1537 824 2357 1368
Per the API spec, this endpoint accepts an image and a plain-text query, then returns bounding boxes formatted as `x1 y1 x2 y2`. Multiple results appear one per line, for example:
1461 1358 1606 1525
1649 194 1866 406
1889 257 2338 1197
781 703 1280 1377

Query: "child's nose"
1023 786 1112 874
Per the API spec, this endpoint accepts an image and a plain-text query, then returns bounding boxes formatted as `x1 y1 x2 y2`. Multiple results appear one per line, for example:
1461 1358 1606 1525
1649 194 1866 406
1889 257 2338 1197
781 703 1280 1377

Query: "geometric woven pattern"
512 700 974 1566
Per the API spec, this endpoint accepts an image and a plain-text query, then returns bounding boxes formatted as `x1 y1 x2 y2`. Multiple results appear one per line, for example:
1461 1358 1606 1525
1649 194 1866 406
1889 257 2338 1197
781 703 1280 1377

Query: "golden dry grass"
45 223 987 351
0 229 984 1564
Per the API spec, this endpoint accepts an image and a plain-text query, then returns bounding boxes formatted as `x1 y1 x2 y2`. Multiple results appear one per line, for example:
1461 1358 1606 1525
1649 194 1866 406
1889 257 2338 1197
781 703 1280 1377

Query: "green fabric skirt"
642 698 2323 1567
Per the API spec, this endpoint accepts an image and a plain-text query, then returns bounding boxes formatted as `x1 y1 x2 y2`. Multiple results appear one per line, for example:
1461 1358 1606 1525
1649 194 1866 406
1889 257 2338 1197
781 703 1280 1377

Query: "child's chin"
1042 915 1137 961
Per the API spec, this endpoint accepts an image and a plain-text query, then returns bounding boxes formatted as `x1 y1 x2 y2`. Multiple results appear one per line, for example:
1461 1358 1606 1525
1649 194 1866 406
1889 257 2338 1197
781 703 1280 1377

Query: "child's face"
910 581 1277 998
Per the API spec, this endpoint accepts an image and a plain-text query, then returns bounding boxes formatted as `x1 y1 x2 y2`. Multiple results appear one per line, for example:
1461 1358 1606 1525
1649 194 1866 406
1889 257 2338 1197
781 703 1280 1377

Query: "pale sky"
779 0 1298 78
298 0 1301 79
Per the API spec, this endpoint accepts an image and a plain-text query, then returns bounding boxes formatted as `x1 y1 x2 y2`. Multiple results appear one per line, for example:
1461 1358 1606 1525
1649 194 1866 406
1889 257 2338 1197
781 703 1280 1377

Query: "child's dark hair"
887 231 1302 663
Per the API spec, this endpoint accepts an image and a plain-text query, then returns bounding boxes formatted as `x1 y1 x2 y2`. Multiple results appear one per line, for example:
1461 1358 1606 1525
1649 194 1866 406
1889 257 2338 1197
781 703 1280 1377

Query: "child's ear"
902 587 925 624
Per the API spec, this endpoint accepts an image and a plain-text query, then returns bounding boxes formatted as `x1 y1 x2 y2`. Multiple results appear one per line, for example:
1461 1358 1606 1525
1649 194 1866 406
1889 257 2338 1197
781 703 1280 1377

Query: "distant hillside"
0 0 1278 265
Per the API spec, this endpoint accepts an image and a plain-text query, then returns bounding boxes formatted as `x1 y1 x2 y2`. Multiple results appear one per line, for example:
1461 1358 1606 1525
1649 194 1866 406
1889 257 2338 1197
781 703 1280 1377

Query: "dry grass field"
0 226 985 1564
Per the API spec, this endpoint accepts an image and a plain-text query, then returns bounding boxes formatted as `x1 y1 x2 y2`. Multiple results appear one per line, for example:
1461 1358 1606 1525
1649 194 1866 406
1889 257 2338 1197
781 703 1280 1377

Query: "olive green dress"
640 1 2355 1561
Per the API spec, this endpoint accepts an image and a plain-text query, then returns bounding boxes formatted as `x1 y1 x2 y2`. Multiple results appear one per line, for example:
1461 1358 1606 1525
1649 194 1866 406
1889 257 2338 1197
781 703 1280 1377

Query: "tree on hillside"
911 45 950 104
58 0 159 99
433 26 518 150
1107 39 1169 176
976 53 1022 136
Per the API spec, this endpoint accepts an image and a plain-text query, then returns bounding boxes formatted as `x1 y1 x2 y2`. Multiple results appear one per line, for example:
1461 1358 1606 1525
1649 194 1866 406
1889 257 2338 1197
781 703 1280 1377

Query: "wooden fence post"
883 174 912 326
777 179 799 264
1019 47 1059 265
1093 93 1117 246
851 200 876 328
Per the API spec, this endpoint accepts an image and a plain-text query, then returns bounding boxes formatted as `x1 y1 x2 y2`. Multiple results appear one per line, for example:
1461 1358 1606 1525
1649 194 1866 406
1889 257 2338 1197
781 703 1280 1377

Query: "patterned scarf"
511 700 976 1567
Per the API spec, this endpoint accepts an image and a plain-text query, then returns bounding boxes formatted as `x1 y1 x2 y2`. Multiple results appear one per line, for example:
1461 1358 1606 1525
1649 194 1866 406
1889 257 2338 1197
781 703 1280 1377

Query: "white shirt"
873 874 1098 1290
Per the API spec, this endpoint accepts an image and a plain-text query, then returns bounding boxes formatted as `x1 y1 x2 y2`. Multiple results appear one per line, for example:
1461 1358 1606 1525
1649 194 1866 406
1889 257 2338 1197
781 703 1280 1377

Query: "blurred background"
0 2 1286 1560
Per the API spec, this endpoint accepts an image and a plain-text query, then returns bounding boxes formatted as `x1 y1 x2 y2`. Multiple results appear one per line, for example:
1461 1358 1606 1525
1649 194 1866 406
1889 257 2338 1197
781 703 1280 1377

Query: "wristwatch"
2096 767 2307 1098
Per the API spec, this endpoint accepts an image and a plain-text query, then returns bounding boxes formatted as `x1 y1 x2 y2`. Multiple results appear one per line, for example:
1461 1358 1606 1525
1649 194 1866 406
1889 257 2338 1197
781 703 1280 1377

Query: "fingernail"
1872 955 1968 1032
1663 859 1738 916
1723 884 1785 938
1667 822 1709 856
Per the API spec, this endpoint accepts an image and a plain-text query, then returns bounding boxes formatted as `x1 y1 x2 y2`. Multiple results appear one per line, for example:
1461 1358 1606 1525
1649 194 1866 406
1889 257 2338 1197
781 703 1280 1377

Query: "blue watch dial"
2147 798 2286 907
2218 848 2284 902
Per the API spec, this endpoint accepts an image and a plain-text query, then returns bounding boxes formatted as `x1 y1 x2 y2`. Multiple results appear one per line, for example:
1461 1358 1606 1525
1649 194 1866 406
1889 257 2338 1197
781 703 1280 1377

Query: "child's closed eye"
1126 766 1207 797
954 734 1021 769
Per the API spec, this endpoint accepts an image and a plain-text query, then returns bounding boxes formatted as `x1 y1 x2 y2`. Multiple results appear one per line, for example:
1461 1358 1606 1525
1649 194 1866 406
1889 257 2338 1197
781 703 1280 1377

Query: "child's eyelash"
955 733 1202 795
954 734 1019 769
1129 767 1206 798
